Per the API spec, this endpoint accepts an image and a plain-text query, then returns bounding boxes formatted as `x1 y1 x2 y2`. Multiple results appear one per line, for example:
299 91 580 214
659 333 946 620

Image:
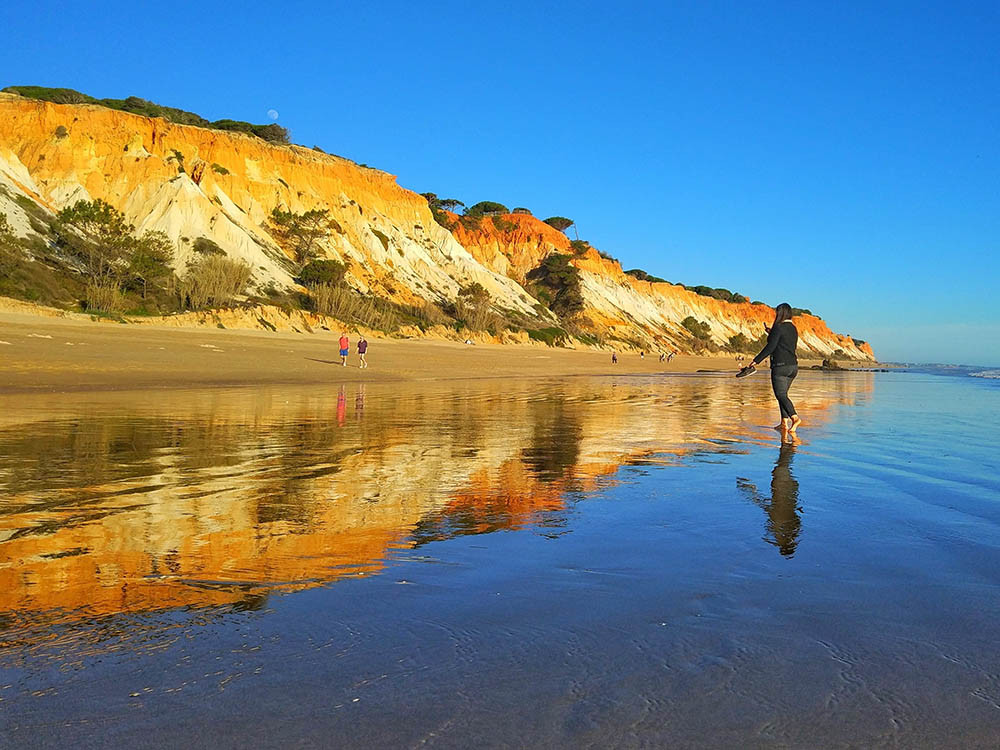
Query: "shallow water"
1 371 999 748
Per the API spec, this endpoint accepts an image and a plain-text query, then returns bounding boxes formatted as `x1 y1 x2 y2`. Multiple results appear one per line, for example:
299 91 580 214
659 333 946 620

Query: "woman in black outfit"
740 303 802 433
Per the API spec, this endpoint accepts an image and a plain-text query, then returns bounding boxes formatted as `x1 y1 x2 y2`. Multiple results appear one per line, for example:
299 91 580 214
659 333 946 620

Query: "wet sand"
0 310 809 391
2 372 1000 747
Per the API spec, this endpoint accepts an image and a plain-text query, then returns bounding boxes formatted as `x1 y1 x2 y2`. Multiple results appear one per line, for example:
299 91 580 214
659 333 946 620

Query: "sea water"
1 370 998 747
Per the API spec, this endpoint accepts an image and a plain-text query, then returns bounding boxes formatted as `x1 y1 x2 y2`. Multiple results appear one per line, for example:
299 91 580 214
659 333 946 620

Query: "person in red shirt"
338 332 349 367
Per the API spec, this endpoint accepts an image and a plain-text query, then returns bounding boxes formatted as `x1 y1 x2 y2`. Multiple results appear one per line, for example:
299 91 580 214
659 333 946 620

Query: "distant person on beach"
357 336 368 368
640 350 645 359
667 350 676 363
740 303 801 433
659 352 666 362
339 332 349 366
612 352 618 364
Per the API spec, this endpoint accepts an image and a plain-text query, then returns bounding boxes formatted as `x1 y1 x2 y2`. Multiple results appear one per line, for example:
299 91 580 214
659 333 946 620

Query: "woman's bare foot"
788 416 802 433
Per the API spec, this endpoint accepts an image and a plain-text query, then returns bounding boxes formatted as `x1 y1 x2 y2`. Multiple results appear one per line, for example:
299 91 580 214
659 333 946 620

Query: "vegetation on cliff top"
625 268 668 283
3 86 290 144
543 216 574 232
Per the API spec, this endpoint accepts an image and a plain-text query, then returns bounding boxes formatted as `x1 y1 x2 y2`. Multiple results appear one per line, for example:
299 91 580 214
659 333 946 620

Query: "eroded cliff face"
0 93 874 359
0 94 536 314
453 212 874 359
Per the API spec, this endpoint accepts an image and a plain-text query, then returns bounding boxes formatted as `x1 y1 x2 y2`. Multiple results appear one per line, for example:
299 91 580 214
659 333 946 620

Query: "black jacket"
753 322 798 367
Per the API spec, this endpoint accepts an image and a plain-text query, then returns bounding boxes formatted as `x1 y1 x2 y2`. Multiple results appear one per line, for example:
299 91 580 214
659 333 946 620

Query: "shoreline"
0 309 882 394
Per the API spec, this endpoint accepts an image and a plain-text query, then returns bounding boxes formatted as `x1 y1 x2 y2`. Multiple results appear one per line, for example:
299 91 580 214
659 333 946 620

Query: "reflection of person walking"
339 332 349 367
337 386 346 426
357 336 368 368
737 442 801 557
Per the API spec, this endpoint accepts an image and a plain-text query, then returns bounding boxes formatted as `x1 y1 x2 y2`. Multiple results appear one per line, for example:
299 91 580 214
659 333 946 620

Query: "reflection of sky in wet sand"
9 372 999 747
0 374 869 627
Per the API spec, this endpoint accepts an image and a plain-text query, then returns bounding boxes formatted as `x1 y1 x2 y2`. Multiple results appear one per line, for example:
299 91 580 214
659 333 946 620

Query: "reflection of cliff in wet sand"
0 375 873 629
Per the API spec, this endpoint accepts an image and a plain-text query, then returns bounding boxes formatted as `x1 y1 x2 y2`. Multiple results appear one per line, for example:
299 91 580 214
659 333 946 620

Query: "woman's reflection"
738 442 802 557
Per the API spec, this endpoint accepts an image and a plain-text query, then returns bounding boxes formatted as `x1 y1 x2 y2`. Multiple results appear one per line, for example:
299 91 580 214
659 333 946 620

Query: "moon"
266 109 279 121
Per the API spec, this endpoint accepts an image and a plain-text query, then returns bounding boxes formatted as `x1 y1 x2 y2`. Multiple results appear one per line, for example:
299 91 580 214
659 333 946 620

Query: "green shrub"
527 327 569 346
210 163 230 175
126 230 173 298
543 216 574 232
465 201 508 216
298 259 346 287
421 193 465 212
680 285 751 305
569 240 590 255
729 333 761 353
491 215 517 232
512 207 532 215
270 207 333 265
681 316 712 340
208 120 290 144
526 253 584 318
625 268 667 283
4 86 95 104
455 282 498 330
431 207 456 231
0 215 19 277
54 125 69 138
421 193 465 231
193 237 225 256
458 214 482 231
56 199 175 302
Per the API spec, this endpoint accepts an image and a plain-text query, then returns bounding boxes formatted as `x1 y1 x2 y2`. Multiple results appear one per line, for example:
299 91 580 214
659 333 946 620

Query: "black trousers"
771 364 798 419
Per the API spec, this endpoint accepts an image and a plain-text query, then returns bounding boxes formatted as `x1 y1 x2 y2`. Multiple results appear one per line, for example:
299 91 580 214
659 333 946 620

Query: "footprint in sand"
27 333 53 339
0 341 11 346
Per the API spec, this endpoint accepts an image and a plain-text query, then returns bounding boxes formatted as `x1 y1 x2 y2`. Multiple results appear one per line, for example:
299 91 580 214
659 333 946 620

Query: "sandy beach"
0 310 826 392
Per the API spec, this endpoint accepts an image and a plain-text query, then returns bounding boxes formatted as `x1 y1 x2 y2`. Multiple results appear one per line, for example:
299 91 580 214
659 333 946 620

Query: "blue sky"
3 1 997 364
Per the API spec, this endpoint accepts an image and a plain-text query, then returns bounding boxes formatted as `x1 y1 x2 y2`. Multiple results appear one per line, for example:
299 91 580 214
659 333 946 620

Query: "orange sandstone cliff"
0 93 874 359
453 211 874 359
